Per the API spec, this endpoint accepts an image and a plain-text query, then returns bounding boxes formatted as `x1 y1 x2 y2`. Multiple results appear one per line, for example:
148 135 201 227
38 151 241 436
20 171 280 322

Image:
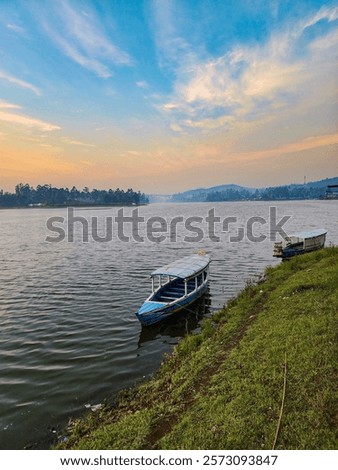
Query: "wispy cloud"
150 0 195 67
7 23 26 34
0 102 60 131
0 70 41 95
170 123 183 132
158 5 338 134
302 5 338 30
136 80 149 88
38 0 133 78
230 133 338 164
61 137 95 148
0 101 21 110
127 150 142 156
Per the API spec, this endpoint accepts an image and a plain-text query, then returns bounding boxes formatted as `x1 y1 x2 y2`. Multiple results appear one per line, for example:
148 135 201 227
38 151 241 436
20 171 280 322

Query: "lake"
0 200 337 449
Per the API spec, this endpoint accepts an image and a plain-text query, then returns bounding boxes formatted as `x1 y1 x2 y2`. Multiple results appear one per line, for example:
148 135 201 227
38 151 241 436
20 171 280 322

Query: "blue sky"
0 0 337 192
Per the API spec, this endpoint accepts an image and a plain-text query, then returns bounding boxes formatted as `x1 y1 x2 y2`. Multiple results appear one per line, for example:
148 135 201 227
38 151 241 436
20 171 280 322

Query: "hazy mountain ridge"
170 177 338 202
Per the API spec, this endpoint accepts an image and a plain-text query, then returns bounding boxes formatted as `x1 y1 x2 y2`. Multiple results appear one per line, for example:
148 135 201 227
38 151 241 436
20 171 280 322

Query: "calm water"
0 200 337 449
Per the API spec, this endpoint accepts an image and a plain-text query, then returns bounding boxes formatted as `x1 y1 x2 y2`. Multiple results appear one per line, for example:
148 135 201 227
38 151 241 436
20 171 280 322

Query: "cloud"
135 80 148 88
39 0 133 78
309 28 338 52
7 23 26 34
158 5 338 133
161 52 303 133
170 123 183 132
302 5 338 30
0 70 41 95
184 115 235 131
51 37 113 78
61 137 95 147
150 0 195 67
233 133 338 164
0 102 60 131
0 101 21 110
162 102 180 111
127 150 142 156
242 61 302 99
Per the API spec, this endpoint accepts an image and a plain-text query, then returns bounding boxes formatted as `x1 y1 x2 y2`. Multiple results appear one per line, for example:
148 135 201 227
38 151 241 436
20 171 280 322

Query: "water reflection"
1 201 337 449
138 289 212 348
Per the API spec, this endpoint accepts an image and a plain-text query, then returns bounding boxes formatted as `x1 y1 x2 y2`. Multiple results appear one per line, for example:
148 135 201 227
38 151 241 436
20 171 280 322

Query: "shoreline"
55 247 338 450
1 198 337 211
0 203 149 210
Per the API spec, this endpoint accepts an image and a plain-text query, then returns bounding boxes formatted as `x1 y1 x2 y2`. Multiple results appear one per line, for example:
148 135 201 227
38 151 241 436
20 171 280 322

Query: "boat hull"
273 231 326 259
136 282 208 326
280 241 326 259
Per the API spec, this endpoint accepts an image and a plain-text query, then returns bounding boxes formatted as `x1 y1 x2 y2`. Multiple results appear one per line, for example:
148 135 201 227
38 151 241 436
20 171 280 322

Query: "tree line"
172 184 330 203
205 185 328 201
0 183 149 207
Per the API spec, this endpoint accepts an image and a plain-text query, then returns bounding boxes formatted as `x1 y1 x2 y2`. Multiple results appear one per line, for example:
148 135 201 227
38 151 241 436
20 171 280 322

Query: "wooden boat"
273 229 327 259
136 253 210 326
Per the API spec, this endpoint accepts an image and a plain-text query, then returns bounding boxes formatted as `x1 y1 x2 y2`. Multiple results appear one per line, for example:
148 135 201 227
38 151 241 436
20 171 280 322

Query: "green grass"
56 248 338 450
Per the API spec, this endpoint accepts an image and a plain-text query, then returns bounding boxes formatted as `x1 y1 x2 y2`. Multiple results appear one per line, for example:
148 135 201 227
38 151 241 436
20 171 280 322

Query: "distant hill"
171 183 256 202
170 177 338 202
287 177 338 189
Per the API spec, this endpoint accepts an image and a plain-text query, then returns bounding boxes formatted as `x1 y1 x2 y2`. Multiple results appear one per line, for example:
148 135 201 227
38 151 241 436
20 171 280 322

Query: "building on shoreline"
324 185 338 199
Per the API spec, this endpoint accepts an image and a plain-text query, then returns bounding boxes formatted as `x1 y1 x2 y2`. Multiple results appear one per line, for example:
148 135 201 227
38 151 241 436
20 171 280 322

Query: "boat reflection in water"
138 289 211 348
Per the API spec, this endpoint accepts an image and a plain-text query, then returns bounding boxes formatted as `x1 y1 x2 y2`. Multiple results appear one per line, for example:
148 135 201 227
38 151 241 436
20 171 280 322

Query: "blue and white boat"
273 229 327 259
136 253 210 326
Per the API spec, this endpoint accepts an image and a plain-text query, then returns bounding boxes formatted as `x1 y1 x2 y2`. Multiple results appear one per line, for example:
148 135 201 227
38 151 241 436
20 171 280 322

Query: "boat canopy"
286 229 327 240
151 254 210 279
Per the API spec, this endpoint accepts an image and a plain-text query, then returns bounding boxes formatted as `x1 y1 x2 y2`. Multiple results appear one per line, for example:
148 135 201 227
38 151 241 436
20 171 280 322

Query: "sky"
0 0 337 194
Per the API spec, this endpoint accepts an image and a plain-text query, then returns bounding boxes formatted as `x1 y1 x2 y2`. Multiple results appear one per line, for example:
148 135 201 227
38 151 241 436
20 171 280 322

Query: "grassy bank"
57 248 338 450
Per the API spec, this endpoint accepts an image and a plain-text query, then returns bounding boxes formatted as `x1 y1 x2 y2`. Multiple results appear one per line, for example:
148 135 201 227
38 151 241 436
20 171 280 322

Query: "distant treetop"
0 183 149 207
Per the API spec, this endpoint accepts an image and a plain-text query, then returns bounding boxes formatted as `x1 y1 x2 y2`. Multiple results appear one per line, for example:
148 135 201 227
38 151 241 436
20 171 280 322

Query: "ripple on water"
0 201 337 449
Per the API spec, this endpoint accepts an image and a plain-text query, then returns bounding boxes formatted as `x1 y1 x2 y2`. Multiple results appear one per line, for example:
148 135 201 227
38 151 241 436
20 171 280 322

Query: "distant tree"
0 183 149 207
